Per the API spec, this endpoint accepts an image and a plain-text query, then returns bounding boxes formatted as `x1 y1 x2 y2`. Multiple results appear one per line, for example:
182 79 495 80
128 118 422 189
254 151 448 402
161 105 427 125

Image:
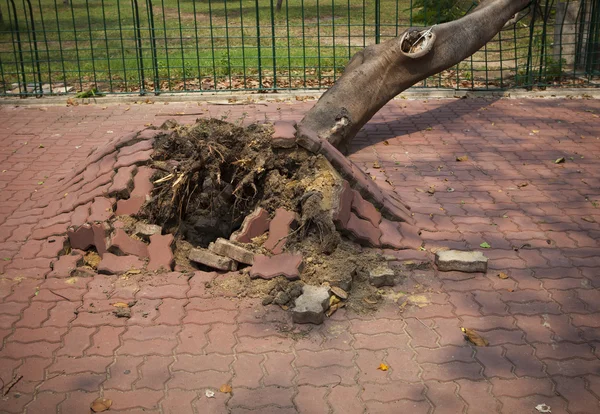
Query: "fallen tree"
298 0 533 153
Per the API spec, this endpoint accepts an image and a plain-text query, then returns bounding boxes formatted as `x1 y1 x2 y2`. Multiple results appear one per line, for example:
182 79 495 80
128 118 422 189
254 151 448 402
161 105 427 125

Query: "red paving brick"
1 98 600 413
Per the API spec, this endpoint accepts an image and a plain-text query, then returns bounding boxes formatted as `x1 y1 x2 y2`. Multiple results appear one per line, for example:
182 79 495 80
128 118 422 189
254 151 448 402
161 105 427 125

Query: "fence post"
145 0 160 94
269 0 277 89
8 0 27 95
375 0 380 44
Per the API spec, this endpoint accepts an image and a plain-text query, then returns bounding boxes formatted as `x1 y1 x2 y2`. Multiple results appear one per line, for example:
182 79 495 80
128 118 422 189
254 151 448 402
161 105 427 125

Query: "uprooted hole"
139 119 314 248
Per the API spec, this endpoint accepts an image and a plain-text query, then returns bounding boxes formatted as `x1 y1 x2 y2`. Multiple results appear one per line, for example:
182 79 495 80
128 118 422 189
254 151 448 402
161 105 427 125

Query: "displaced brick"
209 238 254 265
130 166 155 198
147 234 175 271
108 165 136 198
435 250 488 273
397 222 422 249
292 285 330 324
332 180 353 229
295 124 322 153
352 190 382 227
189 248 237 271
115 196 146 216
97 253 144 275
88 197 115 222
230 207 270 243
67 224 94 250
272 121 297 148
345 212 381 247
369 265 396 288
48 253 83 278
263 208 298 254
92 222 111 257
109 228 149 258
249 253 303 280
134 222 162 240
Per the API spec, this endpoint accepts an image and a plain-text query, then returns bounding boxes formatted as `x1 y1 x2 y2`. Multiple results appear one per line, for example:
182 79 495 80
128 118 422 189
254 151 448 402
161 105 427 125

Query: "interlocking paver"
1 98 600 413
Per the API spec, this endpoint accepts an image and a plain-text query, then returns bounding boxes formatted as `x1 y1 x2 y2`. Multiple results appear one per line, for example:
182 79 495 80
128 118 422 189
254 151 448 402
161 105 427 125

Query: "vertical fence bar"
146 0 159 93
375 0 380 44
84 0 98 89
35 0 51 94
525 1 539 89
69 0 84 91
8 0 27 94
116 0 129 92
25 0 42 94
100 0 113 92
207 0 217 89
176 0 187 91
268 0 276 89
255 0 262 89
160 0 172 91
132 0 146 94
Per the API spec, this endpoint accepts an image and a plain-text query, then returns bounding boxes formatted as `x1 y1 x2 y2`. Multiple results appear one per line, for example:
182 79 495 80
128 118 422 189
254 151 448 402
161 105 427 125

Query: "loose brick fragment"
189 248 237 271
97 253 144 275
109 228 148 258
263 208 298 254
209 238 254 265
249 253 303 280
230 207 270 243
147 234 175 271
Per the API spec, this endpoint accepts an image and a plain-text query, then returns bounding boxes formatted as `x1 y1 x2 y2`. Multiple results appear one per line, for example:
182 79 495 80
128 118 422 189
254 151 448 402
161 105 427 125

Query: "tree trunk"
297 0 532 153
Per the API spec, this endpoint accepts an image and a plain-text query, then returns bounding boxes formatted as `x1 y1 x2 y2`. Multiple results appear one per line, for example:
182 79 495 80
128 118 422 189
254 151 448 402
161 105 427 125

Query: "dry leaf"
112 302 129 308
383 140 390 146
415 188 425 193
377 363 389 371
90 397 112 412
461 327 489 346
329 295 341 307
124 107 131 111
219 384 232 393
326 302 339 317
363 297 378 305
555 157 565 164
427 186 435 195
497 272 509 280
330 286 348 300
373 161 381 169
456 155 468 162
582 217 595 223
517 182 528 188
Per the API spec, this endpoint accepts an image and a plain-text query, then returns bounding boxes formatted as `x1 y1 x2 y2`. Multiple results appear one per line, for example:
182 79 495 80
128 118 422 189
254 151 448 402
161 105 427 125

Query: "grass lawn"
0 0 570 94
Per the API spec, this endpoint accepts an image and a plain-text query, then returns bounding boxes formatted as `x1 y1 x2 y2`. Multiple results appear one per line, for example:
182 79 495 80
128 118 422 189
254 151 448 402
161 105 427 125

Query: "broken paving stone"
230 207 270 243
263 208 298 254
189 248 237 271
351 190 382 227
249 253 303 280
292 285 330 324
271 121 297 148
88 197 116 222
332 180 353 229
147 234 175 271
92 222 112 257
344 212 382 247
369 265 396 288
48 253 84 278
68 224 95 250
109 228 149 258
435 250 488 273
97 253 144 275
134 222 162 240
209 238 254 265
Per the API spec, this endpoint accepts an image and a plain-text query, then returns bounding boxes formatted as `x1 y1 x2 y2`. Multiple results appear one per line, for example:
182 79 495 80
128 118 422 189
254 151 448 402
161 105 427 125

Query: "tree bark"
297 0 532 152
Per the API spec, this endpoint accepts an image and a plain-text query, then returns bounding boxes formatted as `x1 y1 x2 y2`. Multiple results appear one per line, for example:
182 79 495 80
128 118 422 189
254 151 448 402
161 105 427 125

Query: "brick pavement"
1 97 600 413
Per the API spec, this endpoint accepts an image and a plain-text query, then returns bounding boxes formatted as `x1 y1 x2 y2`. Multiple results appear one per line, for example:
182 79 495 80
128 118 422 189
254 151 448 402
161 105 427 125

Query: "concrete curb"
1 87 599 106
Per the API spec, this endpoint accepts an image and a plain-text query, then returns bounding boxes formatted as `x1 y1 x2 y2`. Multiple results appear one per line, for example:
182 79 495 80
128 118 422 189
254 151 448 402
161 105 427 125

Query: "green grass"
0 0 584 94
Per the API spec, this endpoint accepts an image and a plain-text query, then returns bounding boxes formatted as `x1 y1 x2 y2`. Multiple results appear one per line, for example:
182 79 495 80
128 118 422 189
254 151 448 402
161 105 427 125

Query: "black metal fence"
0 0 598 96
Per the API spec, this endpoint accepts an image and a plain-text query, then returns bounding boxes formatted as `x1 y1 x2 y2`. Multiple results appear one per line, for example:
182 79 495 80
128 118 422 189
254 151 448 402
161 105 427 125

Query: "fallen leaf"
480 242 491 249
329 295 341 307
383 140 390 146
427 186 435 195
124 107 131 111
497 272 509 280
330 286 348 300
456 155 468 162
532 130 540 134
373 161 381 169
535 403 552 413
582 217 595 223
415 188 425 193
461 327 489 346
377 363 389 371
38 144 44 148
111 302 129 308
90 397 112 412
219 384 232 393
555 157 565 164
326 302 340 317
507 288 515 292
517 182 528 188
205 389 215 398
